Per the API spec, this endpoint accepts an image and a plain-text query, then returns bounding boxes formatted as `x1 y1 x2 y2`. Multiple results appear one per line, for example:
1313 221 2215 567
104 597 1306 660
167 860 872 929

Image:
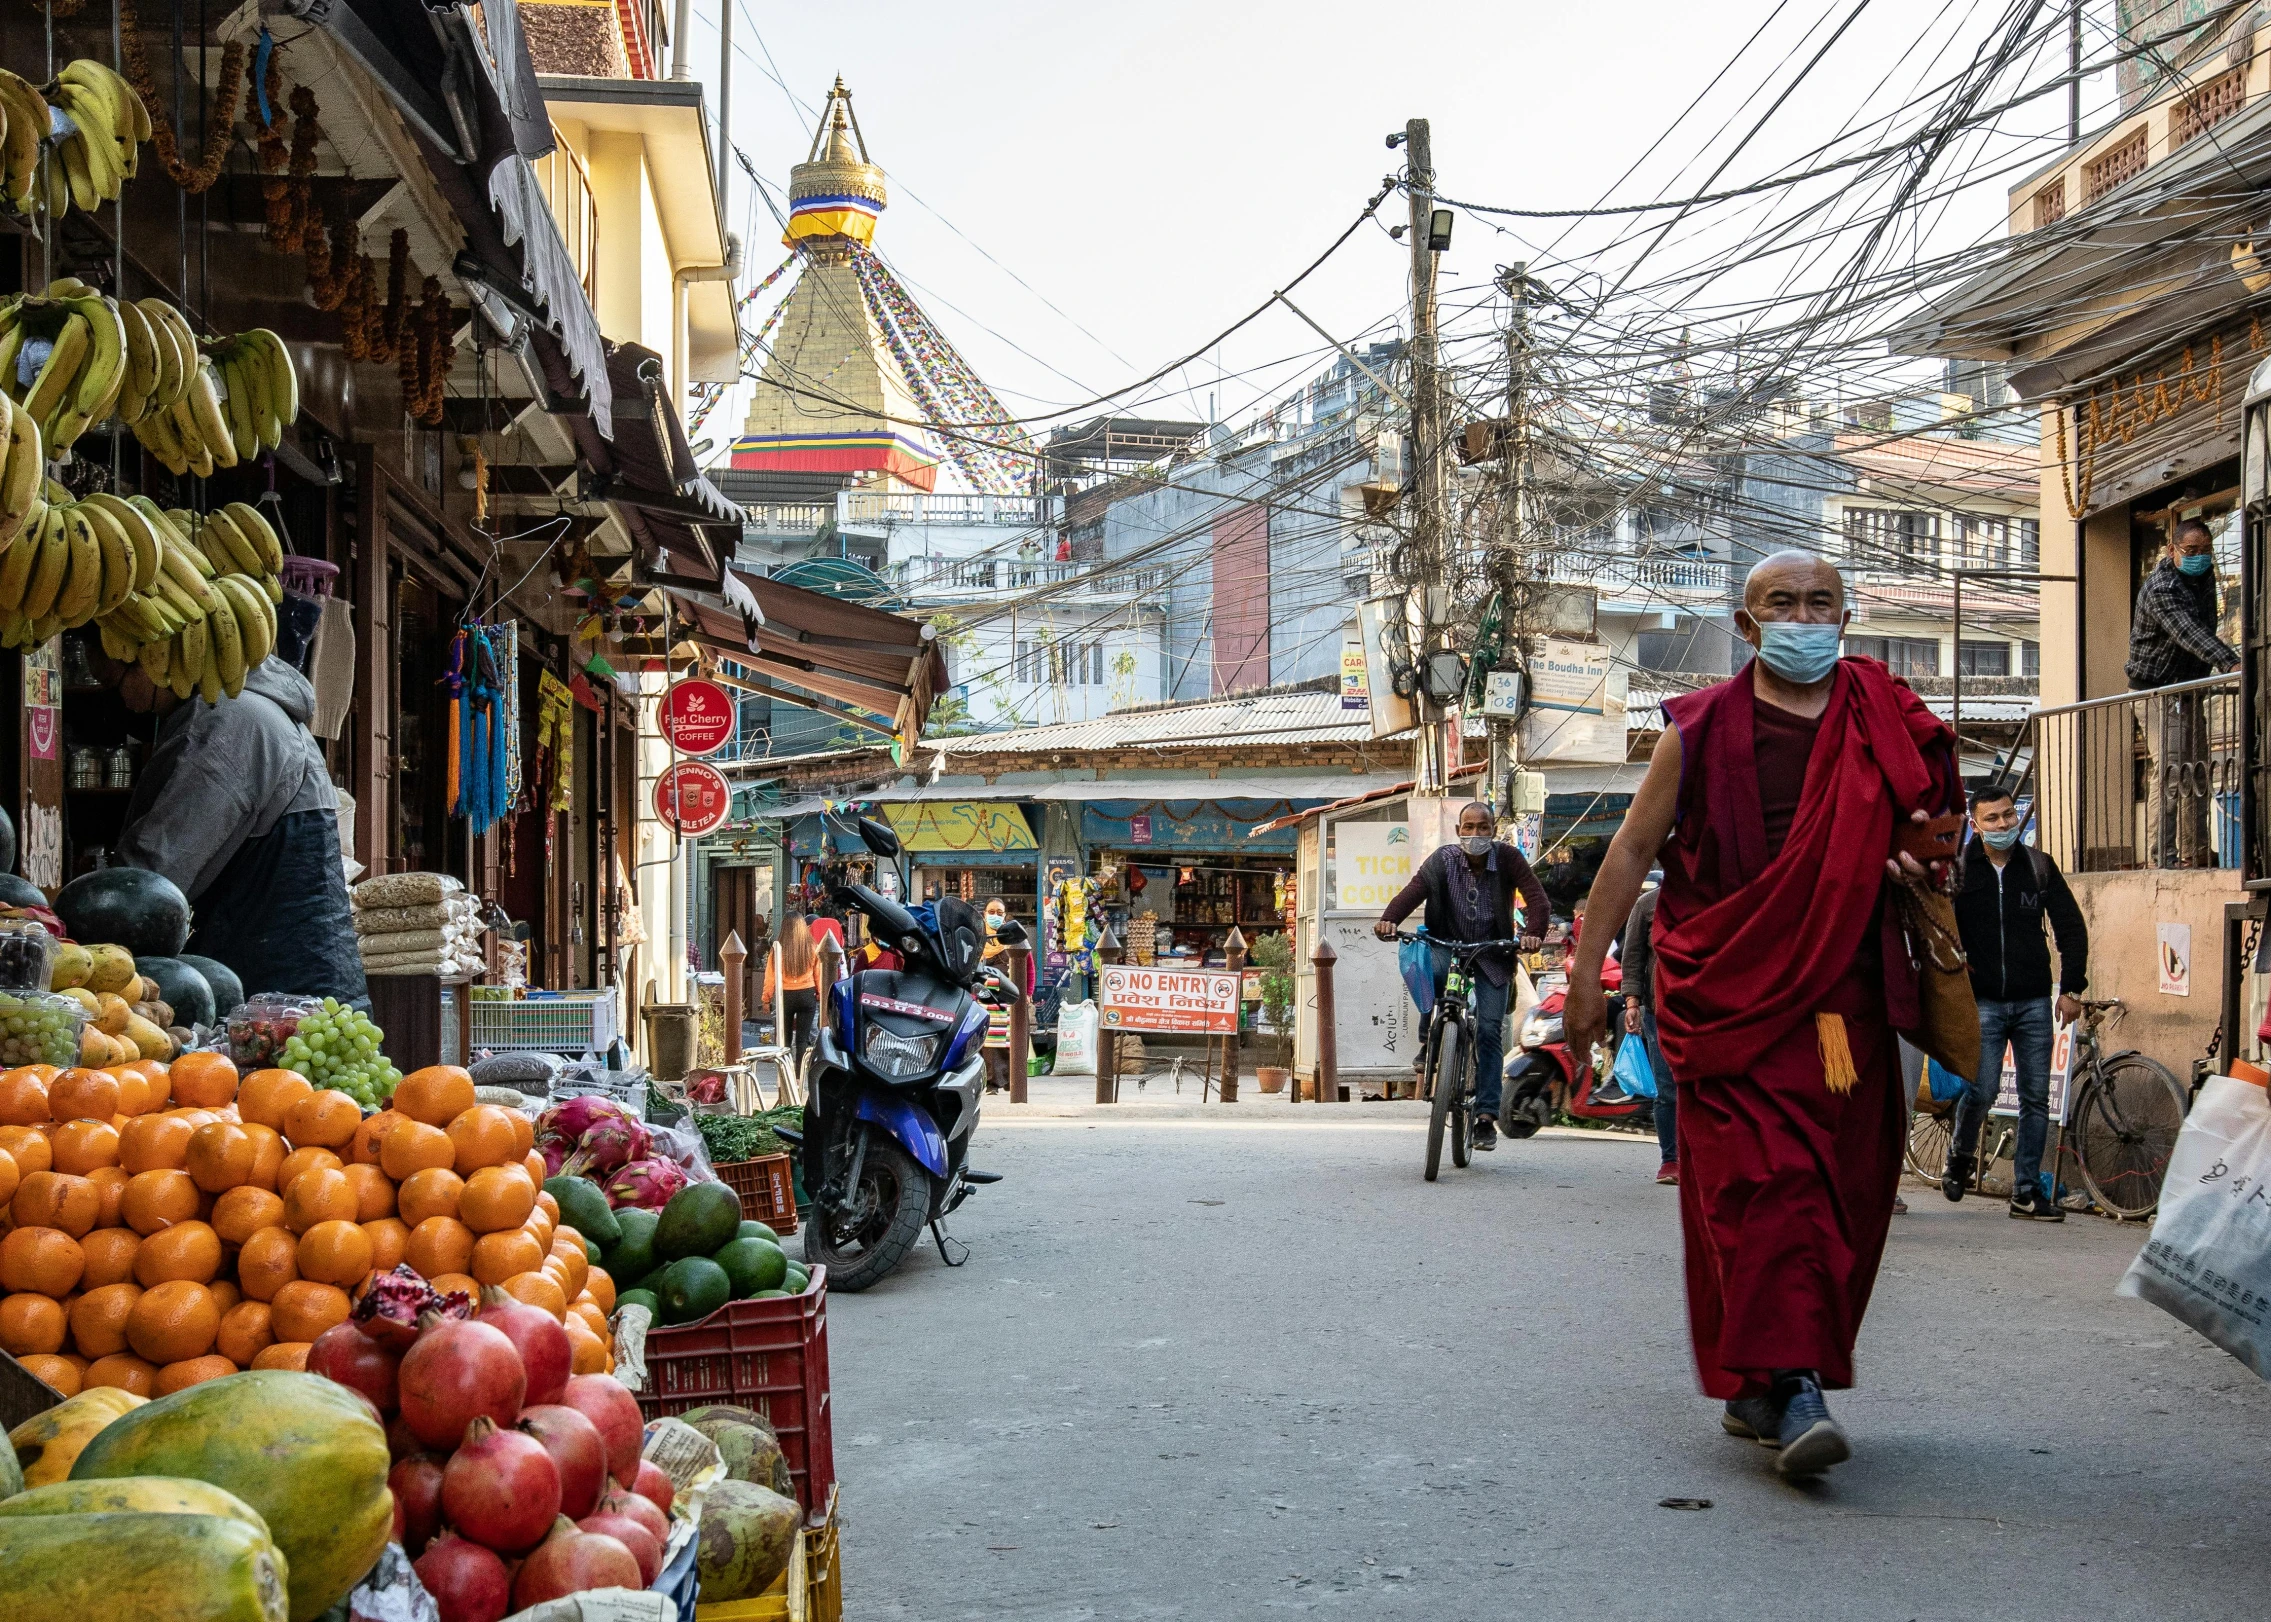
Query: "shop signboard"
654 762 732 837
660 678 736 756
1357 596 1418 740
1333 821 1412 911
1519 637 1627 765
1991 1023 2075 1124
881 802 1037 852
1099 964 1240 1034
1130 814 1152 845
1341 639 1369 710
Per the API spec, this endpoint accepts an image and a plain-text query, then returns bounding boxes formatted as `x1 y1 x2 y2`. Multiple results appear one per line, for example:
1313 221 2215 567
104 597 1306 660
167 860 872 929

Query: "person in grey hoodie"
109 653 368 1008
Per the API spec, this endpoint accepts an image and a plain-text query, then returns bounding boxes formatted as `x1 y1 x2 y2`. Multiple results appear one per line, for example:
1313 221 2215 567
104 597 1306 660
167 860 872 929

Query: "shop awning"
595 343 742 586
755 773 1418 821
315 0 614 434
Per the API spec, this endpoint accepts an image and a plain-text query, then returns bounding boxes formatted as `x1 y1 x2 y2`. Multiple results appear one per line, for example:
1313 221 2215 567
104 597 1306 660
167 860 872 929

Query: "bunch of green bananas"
0 61 148 218
85 500 281 704
203 330 298 465
0 286 129 452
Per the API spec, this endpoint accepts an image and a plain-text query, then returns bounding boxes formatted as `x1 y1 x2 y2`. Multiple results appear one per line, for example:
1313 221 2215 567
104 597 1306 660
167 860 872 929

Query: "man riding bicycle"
1374 800 1550 1149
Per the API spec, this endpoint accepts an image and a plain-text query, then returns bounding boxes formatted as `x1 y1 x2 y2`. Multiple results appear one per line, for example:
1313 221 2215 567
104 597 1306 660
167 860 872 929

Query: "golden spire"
786 77 886 256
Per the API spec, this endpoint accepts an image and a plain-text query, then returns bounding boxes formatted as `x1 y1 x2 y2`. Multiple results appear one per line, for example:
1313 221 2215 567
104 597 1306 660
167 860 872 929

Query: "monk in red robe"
1566 551 1960 1479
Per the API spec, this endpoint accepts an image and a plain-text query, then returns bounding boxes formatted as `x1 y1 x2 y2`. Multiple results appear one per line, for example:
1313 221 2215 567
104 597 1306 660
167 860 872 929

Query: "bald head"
1741 551 1846 623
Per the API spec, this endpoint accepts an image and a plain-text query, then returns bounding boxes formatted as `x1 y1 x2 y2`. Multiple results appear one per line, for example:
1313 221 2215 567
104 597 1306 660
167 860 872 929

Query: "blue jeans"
1428 946 1510 1120
1952 996 2054 1194
1641 1007 1676 1165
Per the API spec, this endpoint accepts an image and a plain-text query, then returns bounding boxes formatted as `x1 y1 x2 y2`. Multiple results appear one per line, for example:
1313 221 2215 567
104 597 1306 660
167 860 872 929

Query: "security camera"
1386 132 1406 149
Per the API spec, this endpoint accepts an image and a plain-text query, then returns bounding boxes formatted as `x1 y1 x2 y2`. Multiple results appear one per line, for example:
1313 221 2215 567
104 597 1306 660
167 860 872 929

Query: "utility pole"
1403 116 1452 795
2068 0 2081 147
1488 262 1531 818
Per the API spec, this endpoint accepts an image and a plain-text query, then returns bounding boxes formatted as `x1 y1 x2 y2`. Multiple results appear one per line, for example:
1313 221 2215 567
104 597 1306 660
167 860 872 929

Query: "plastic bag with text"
2116 1074 2271 1379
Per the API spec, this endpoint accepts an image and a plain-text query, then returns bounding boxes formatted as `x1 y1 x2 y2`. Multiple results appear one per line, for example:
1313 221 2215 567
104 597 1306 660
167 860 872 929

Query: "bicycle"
1903 999 2186 1219
1399 930 1525 1182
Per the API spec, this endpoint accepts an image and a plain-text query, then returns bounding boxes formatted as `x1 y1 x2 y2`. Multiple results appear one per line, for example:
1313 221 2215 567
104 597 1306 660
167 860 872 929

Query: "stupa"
723 80 1030 497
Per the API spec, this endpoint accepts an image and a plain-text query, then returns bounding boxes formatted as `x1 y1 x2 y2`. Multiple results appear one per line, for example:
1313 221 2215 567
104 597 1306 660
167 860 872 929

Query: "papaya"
0 1474 273 1540
9 1387 146 1488
0 1433 18 1499
0 1510 289 1622
68 1370 387 1621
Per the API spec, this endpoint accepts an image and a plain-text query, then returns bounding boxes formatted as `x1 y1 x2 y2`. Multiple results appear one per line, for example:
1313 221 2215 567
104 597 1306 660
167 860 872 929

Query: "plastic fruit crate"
636 1269 835 1516
694 1489 838 1622
469 987 620 1054
716 1153 798 1235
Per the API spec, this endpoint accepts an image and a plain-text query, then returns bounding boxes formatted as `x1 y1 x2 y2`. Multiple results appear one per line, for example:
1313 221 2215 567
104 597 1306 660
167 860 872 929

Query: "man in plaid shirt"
2126 519 2237 865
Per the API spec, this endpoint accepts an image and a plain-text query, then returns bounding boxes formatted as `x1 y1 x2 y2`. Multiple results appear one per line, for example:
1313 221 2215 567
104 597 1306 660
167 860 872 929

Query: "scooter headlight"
1520 1013 1563 1048
863 1024 940 1079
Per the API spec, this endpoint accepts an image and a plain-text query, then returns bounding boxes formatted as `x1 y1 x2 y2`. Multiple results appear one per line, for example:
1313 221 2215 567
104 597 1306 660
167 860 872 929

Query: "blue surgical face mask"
1752 620 1842 684
1980 825 2022 851
2177 551 2214 576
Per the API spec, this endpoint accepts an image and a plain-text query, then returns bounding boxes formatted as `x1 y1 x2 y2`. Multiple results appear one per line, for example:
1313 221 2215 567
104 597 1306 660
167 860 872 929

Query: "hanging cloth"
442 631 467 817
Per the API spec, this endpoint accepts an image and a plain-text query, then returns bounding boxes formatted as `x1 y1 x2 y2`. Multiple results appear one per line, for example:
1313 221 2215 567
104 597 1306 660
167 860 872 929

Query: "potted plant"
1249 931 1295 1094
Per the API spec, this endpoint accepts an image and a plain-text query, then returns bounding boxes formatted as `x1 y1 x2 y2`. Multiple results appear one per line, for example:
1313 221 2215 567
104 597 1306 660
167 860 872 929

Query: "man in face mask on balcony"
2127 518 2238 867
1564 551 1962 1479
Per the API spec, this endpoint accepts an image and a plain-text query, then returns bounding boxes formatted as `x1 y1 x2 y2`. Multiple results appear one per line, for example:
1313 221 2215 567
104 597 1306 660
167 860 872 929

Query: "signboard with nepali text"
1099 964 1241 1034
661 678 737 756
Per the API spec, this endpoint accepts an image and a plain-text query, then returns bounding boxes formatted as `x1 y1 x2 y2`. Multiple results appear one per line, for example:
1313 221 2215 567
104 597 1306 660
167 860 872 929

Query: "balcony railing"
2025 674 2241 873
839 492 1056 529
1539 550 1732 602
891 556 1165 598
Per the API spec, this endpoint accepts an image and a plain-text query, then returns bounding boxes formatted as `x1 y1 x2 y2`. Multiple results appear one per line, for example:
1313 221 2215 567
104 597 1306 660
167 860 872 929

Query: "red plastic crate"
635 1268 835 1516
716 1153 799 1235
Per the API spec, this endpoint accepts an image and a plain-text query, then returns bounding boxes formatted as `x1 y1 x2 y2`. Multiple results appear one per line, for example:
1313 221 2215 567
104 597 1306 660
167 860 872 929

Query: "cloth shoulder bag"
1894 881 1981 1081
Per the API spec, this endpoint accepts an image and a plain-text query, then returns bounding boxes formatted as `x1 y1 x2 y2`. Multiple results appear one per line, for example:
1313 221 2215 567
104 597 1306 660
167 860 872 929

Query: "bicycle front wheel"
1426 1020 1462 1183
2074 1054 2189 1219
1905 1104 1954 1183
1450 1022 1473 1169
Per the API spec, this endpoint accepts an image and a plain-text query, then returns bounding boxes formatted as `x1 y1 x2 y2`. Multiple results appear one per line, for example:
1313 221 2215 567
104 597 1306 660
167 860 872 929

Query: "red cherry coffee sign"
655 761 733 837
661 678 736 756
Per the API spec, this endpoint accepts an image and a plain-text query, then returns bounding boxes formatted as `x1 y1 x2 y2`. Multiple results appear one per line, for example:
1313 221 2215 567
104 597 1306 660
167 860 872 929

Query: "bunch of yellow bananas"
119 301 252 477
87 500 281 704
0 61 148 218
0 481 157 650
0 285 129 452
0 391 48 582
201 330 298 465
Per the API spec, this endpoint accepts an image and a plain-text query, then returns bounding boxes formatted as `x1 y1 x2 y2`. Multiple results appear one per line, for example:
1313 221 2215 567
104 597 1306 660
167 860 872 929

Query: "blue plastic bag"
1398 937 1436 1017
1613 1029 1657 1099
1926 1058 1966 1104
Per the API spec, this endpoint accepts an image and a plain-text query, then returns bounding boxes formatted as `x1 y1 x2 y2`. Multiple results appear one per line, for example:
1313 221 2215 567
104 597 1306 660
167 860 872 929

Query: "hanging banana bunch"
76 498 282 702
0 61 150 219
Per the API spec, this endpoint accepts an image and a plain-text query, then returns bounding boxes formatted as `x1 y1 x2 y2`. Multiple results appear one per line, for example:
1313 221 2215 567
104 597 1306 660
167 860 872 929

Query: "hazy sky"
679 1 2123 450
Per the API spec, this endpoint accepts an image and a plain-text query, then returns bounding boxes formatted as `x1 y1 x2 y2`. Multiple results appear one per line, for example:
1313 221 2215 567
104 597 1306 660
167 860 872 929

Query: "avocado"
712 1236 788 1299
615 1289 661 1318
751 1290 789 1299
736 1221 779 1245
656 1256 732 1325
782 1265 810 1296
584 1235 602 1265
600 1206 661 1289
543 1175 621 1249
654 1180 743 1262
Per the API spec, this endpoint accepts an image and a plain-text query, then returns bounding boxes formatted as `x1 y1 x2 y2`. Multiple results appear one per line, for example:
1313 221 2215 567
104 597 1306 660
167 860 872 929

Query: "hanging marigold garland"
2056 321 2262 519
118 2 244 193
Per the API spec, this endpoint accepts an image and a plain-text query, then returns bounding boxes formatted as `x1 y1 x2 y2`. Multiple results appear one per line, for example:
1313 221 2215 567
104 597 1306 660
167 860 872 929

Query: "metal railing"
839 492 1056 528
891 556 1167 598
2025 673 2241 873
1537 550 1732 600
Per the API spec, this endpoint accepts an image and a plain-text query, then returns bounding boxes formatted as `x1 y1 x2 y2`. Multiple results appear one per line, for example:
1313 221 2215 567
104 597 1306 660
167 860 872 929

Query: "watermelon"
0 873 41 911
54 868 191 957
177 954 246 1017
137 957 216 1027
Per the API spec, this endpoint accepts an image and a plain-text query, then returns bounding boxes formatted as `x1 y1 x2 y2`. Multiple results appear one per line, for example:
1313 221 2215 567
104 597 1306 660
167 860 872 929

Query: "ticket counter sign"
1099 965 1240 1034
1333 822 1411 911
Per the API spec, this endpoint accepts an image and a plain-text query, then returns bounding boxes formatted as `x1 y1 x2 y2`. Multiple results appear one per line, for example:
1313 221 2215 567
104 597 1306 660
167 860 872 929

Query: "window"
1848 636 1940 677
1844 508 1940 574
2032 178 2067 230
2018 518 2039 565
1015 640 1106 685
1954 513 2010 568
2175 68 2247 146
2082 127 2148 204
2022 640 2041 678
1958 640 2011 677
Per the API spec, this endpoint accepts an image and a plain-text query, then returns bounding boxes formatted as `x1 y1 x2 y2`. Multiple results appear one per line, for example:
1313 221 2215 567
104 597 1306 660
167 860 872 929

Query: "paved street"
827 1089 2270 1621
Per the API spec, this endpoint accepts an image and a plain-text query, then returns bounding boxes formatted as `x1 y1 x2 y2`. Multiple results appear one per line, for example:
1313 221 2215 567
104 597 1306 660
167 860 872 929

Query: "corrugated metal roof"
932 684 1374 757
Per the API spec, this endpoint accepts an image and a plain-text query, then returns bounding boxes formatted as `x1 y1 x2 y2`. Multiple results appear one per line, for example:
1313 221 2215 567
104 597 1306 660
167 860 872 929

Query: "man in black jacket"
1374 801 1551 1149
1946 785 2089 1219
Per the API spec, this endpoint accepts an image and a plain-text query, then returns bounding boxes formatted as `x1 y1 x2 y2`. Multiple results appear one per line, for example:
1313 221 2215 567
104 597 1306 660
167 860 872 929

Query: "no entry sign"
1098 965 1240 1034
654 760 733 837
661 678 736 756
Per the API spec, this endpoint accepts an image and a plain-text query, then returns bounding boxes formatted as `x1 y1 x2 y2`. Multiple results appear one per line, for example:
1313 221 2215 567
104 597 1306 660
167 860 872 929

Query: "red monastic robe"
1653 658 1959 1398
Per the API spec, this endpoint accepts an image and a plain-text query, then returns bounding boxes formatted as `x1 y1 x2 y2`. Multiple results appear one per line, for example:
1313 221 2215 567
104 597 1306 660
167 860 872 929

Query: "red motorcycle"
1500 957 1652 1138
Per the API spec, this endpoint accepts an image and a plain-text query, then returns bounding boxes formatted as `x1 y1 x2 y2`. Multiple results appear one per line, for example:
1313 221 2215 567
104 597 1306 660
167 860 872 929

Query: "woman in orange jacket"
762 914 821 1066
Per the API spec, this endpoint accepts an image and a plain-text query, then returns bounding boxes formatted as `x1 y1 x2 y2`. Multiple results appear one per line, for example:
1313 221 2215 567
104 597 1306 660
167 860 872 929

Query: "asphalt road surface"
825 1093 2266 1620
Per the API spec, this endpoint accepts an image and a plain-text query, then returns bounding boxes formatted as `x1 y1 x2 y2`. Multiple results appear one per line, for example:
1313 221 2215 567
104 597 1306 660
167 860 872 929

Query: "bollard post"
1096 925 1123 1104
1220 928 1247 1104
720 930 746 1068
1312 937 1339 1105
1006 943 1031 1105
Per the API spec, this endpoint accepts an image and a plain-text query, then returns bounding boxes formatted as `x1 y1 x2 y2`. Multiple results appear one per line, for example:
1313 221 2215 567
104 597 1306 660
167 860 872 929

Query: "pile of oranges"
0 1055 616 1400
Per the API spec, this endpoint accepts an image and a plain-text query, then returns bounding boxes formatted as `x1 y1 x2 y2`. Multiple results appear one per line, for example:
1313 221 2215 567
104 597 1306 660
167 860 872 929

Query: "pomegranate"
388 1453 447 1555
595 1484 669 1548
577 1511 663 1586
399 1313 527 1449
517 1403 609 1519
386 1412 426 1462
352 1264 455 1350
413 1531 513 1622
511 1516 642 1609
630 1458 674 1519
558 1374 645 1486
476 1286 572 1407
441 1415 562 1555
309 1320 404 1414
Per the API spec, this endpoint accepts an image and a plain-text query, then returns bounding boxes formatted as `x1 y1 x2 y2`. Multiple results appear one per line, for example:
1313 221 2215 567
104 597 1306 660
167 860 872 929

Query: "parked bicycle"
1399 930 1525 1182
1906 998 2187 1219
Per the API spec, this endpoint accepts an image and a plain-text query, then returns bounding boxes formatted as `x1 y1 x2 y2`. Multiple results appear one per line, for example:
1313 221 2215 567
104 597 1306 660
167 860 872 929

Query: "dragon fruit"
536 1131 573 1177
561 1114 651 1179
605 1156 690 1211
538 1094 639 1145
353 1265 469 1350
